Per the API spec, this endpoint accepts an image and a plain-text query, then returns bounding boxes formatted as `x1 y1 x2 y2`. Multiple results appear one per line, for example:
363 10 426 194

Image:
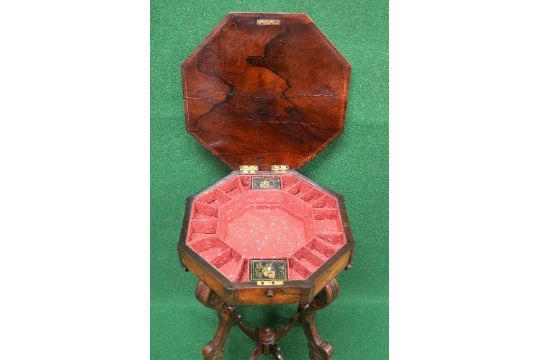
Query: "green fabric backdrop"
151 1 388 358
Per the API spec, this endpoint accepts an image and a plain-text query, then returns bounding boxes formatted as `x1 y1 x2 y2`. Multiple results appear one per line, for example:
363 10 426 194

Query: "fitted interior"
186 174 347 281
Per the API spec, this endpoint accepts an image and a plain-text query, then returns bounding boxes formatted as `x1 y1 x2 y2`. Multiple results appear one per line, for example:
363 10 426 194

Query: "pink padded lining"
186 174 346 281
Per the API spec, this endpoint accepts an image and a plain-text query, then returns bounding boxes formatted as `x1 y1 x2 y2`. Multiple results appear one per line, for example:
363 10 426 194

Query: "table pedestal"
195 279 339 360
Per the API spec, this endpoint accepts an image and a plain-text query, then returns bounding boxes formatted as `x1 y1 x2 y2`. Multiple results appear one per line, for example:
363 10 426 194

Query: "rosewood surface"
182 13 351 170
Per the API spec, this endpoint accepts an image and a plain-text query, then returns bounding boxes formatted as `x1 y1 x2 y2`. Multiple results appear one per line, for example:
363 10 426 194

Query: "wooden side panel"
236 286 302 305
309 247 353 302
181 250 234 303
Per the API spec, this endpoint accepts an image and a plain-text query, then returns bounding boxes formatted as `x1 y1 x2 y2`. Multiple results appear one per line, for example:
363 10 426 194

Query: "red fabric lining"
186 174 347 281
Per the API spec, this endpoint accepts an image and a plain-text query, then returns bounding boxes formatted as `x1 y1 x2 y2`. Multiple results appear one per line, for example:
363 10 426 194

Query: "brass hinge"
271 165 289 173
239 165 258 174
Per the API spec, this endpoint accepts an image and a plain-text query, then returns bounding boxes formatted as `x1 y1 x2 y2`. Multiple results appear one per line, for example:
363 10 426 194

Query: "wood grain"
182 13 351 170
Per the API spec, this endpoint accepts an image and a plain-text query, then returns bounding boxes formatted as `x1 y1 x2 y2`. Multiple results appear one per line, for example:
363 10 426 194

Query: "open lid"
181 13 351 170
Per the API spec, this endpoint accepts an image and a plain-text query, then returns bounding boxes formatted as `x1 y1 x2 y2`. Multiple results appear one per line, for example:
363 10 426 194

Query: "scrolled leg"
270 344 285 360
249 346 262 360
301 279 339 360
196 281 233 360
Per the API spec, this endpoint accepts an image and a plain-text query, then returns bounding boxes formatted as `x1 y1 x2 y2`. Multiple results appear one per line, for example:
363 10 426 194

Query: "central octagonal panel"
225 206 308 259
185 173 347 282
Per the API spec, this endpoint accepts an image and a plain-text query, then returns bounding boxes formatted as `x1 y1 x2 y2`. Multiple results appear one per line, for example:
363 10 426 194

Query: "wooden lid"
181 13 351 170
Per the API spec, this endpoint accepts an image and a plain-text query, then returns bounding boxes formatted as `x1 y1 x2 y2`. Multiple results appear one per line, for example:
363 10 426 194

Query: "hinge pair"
239 165 289 174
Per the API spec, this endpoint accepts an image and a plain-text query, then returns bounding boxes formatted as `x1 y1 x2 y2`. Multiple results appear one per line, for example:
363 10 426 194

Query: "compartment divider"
189 236 224 252
190 218 218 234
296 244 325 267
313 208 339 220
289 257 311 278
281 176 299 190
285 182 302 195
239 176 252 191
294 186 312 199
312 195 338 209
295 256 319 273
215 189 232 203
310 237 338 258
236 178 246 193
315 233 346 246
193 201 219 219
219 178 245 197
210 248 233 268
300 189 324 203
233 257 247 281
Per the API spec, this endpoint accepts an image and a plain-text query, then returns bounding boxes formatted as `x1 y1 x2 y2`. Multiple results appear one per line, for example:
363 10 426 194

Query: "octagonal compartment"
183 172 349 283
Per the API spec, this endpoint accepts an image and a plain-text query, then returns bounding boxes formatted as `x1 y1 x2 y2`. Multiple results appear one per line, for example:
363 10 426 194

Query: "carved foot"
307 339 333 360
249 346 261 360
202 341 227 360
303 309 334 360
270 344 285 360
196 282 233 360
301 279 339 360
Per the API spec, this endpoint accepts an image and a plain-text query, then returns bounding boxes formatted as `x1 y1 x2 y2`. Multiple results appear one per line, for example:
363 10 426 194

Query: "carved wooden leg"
196 281 233 360
301 279 339 360
249 346 262 360
270 344 285 360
